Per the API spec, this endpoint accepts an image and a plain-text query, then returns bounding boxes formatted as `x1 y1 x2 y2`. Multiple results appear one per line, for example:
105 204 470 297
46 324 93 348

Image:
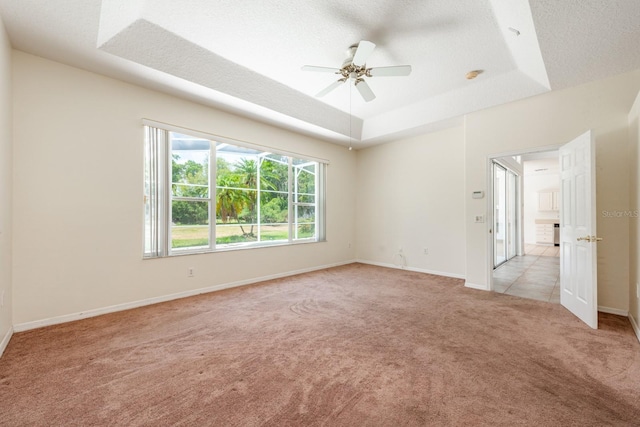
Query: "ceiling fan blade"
352 40 376 66
316 79 346 97
355 80 376 102
368 65 412 77
302 65 341 73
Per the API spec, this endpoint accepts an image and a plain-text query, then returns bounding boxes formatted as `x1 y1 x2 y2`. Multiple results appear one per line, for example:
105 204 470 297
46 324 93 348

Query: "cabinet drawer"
536 235 553 243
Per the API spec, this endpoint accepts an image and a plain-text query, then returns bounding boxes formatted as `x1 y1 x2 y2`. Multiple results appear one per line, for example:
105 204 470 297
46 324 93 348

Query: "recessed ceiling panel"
0 0 637 146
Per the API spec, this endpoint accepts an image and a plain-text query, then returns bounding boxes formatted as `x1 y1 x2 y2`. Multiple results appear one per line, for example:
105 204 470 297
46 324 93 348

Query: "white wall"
355 126 465 278
465 69 640 312
522 169 560 244
0 16 12 354
12 52 357 327
628 90 640 334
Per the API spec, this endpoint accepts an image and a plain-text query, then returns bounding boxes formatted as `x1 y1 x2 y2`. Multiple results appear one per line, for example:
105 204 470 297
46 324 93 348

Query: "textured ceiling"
1 0 640 148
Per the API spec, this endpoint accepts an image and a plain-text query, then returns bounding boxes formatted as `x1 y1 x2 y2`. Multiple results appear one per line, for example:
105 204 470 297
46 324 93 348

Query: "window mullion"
211 143 216 250
288 157 293 242
318 163 326 241
295 167 301 239
173 196 212 202
257 158 262 243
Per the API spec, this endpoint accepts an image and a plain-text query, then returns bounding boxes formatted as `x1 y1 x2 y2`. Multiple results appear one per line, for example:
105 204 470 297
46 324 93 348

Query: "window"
144 124 326 258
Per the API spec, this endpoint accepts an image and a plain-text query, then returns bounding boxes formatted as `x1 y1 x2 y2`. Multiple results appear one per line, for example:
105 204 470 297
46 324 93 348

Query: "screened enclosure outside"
170 134 211 250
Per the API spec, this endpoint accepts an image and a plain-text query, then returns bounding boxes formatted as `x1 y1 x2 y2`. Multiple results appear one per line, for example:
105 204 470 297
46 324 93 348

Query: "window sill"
144 238 326 259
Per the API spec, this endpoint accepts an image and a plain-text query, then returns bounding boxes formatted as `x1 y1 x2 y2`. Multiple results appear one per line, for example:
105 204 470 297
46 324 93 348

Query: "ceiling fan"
302 40 412 102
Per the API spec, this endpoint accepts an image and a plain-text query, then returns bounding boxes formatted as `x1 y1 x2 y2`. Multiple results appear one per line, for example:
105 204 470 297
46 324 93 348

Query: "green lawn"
171 223 314 248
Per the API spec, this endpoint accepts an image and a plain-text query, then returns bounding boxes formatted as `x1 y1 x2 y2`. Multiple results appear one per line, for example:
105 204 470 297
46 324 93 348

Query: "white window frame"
143 120 327 258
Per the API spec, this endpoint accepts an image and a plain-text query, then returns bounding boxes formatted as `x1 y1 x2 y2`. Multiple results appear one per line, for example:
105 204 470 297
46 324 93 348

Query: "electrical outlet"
423 248 429 255
188 268 195 278
348 242 351 248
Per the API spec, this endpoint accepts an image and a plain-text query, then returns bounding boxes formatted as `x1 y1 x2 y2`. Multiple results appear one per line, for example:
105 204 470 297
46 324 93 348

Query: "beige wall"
465 69 640 312
0 16 12 351
355 126 466 277
12 52 357 326
7 48 640 332
629 91 640 331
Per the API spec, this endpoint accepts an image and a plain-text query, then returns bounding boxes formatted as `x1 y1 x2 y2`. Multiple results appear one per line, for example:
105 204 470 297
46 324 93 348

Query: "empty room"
1 0 640 425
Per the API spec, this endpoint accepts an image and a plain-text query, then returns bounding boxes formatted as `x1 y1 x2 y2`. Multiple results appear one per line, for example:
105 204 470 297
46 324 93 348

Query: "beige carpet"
1 263 639 426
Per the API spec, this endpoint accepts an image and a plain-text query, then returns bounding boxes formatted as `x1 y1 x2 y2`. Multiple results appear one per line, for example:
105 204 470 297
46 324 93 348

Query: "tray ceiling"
1 0 640 148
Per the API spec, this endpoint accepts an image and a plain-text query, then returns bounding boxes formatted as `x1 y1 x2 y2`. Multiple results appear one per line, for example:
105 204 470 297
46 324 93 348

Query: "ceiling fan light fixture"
466 70 483 80
302 40 412 103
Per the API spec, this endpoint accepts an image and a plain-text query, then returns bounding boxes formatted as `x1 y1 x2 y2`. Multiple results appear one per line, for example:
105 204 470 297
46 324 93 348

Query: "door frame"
486 145 562 291
491 160 520 268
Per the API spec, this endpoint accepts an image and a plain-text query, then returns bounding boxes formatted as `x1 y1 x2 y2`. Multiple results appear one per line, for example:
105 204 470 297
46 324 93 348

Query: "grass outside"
171 223 315 248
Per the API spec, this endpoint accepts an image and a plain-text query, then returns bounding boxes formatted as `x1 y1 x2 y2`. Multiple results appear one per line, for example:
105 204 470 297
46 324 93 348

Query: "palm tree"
233 158 258 236
215 174 243 223
234 157 284 237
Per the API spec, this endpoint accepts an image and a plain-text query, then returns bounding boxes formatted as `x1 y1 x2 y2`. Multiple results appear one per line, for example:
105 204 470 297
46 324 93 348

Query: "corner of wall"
0 326 12 357
0 12 13 357
629 312 640 345
627 89 640 341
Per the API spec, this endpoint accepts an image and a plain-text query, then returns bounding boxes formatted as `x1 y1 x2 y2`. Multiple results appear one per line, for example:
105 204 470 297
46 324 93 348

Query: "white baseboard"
629 313 640 345
464 282 489 291
0 326 13 358
598 306 628 316
13 260 356 333
354 259 465 280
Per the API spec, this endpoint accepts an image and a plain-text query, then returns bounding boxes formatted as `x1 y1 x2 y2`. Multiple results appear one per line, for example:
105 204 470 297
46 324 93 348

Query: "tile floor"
493 244 560 304
523 244 560 257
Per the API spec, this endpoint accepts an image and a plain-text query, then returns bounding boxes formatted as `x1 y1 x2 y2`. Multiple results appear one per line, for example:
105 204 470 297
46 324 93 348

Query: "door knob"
577 235 603 243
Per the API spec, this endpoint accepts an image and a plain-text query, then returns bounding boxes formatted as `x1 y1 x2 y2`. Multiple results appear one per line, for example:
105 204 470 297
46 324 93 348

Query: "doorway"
491 151 561 303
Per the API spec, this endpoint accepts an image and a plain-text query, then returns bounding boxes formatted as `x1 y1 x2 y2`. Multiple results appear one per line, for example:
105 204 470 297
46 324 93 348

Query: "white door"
559 131 598 329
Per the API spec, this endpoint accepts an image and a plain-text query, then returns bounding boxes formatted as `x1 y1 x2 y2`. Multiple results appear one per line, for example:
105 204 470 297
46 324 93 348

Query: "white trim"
142 119 330 165
0 326 13 358
597 306 628 316
355 259 466 280
486 157 494 289
629 313 640 344
13 260 355 333
487 144 563 160
464 282 489 291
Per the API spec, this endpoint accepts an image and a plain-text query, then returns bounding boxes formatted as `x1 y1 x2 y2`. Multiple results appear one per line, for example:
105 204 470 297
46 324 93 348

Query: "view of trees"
171 154 209 225
171 149 316 247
